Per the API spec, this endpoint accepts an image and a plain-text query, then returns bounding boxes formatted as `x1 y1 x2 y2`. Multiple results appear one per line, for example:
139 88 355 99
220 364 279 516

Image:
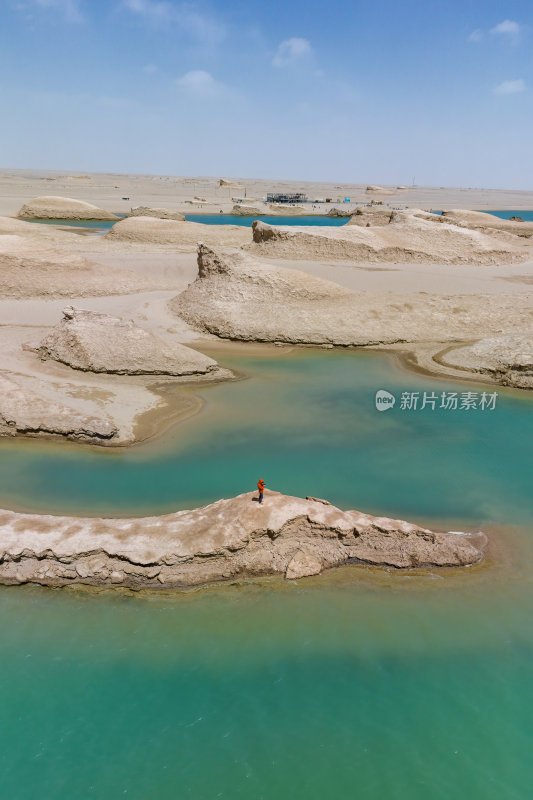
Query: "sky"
0 0 532 188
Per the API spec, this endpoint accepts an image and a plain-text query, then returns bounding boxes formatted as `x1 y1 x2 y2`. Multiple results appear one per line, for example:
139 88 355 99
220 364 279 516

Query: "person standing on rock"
257 478 265 504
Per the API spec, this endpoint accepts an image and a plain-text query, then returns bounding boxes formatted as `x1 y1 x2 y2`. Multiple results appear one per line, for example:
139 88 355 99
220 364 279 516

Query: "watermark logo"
375 390 396 411
375 389 498 412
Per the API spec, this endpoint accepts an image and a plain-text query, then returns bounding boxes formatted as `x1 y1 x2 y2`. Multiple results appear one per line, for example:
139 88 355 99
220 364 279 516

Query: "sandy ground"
2 168 533 217
0 168 531 446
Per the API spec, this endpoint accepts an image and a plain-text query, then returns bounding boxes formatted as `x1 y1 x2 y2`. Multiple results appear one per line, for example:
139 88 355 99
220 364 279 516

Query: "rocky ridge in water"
0 491 485 589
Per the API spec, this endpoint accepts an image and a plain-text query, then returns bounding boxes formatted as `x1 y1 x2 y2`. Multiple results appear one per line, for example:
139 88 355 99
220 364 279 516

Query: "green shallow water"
0 349 531 525
1 350 532 798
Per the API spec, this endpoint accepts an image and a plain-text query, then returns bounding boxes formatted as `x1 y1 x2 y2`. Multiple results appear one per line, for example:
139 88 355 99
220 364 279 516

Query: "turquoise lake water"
0 349 531 523
185 213 349 227
1 348 532 798
26 210 533 235
25 214 348 232
481 210 533 221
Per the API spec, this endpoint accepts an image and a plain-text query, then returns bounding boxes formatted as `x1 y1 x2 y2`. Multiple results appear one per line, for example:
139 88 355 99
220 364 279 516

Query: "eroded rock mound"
326 207 352 217
128 206 185 221
347 207 394 226
171 243 384 344
17 196 118 221
0 374 117 442
172 244 532 347
219 179 245 190
231 204 263 216
437 209 533 239
0 490 484 588
366 185 396 195
443 335 533 389
106 216 249 247
36 307 219 376
249 211 527 265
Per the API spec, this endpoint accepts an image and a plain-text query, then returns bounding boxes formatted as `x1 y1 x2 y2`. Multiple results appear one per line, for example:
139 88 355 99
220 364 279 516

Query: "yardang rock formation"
249 211 528 265
0 491 485 589
17 195 118 221
36 307 219 376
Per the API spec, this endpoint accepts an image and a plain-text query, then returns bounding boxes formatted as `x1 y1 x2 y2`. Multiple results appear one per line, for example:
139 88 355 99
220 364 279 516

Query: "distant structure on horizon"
266 192 308 204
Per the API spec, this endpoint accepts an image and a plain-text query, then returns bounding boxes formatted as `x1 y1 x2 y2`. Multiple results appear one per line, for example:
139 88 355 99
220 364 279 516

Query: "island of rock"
0 491 485 589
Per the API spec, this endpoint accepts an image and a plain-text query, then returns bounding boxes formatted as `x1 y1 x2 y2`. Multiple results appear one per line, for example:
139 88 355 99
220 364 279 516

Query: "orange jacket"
257 480 265 491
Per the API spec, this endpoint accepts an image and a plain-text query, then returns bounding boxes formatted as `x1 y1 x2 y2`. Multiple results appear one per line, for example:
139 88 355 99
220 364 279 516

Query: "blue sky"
1 0 532 188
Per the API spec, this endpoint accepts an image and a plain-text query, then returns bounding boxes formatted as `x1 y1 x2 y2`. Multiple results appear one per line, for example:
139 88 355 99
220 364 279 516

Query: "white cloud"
272 37 312 67
494 79 526 95
19 0 84 22
176 69 215 90
122 0 225 45
468 29 483 42
491 20 520 36
142 64 158 73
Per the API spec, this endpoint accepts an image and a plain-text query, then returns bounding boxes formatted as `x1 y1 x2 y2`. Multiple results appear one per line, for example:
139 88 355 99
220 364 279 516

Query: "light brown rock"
17 195 118 221
443 335 533 389
365 185 396 196
0 491 484 589
249 212 528 265
438 209 533 239
35 306 219 376
128 206 185 221
106 216 249 247
285 550 323 579
0 373 117 441
231 204 263 216
171 243 386 345
347 206 393 226
171 244 532 348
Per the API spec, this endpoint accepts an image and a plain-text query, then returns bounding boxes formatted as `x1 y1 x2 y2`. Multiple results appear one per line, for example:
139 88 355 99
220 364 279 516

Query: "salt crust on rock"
0 491 484 589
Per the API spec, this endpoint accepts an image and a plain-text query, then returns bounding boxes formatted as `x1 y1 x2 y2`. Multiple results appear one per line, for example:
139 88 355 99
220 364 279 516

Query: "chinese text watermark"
375 389 498 412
